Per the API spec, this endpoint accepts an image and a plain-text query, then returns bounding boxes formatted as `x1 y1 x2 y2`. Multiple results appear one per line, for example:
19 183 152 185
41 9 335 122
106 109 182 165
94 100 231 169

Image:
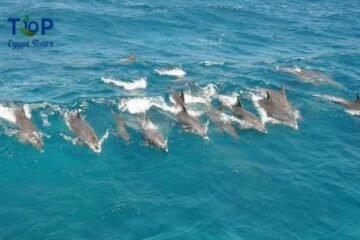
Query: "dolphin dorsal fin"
280 85 286 96
180 90 185 103
181 104 188 114
356 94 360 103
237 96 243 108
266 91 270 99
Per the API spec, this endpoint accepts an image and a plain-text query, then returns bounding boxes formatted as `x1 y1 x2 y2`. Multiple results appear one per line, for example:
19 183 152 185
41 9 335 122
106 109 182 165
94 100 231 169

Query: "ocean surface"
1 0 360 239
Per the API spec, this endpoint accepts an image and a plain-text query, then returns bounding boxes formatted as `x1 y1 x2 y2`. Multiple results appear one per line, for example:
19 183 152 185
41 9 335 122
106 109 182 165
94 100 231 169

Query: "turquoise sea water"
1 0 360 239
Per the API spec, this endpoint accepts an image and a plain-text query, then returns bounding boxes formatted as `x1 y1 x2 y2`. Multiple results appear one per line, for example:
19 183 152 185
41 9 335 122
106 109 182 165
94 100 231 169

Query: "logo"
8 15 53 36
7 15 55 49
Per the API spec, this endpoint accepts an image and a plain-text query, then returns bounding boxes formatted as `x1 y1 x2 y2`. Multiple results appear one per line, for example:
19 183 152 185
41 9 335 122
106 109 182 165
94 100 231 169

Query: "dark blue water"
1 1 360 239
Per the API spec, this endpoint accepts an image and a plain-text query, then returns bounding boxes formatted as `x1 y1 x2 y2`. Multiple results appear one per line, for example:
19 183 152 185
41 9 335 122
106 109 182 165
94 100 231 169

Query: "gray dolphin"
113 113 130 141
330 94 360 111
171 90 185 106
208 105 238 138
259 86 297 126
119 53 136 63
14 106 44 151
176 104 207 138
172 91 208 138
140 115 168 152
228 96 266 133
279 66 341 87
66 112 100 152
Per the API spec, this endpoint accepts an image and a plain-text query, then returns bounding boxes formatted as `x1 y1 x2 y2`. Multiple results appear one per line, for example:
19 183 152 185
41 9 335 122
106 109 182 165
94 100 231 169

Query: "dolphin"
259 86 297 126
119 53 136 63
176 104 207 138
112 113 130 141
228 96 266 133
171 90 185 106
140 115 168 152
330 94 360 111
279 66 341 87
65 112 100 152
208 105 238 138
14 105 44 151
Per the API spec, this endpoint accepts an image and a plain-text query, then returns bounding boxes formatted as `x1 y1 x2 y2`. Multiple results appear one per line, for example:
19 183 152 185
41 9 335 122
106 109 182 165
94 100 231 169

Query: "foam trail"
201 61 225 66
312 93 346 104
101 77 147 90
155 67 186 77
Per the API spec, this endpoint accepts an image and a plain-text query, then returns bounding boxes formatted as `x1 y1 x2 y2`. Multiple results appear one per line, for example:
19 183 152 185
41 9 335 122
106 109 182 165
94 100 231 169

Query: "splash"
101 76 147 90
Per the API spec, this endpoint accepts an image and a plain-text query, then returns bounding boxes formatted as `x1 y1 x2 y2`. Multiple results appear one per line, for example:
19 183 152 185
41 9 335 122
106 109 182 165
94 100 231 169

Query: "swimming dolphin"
112 113 130 141
176 104 207 138
65 112 100 152
279 66 340 87
140 115 168 152
330 94 360 111
119 53 136 63
208 105 238 138
228 96 266 133
259 86 297 126
14 105 44 151
171 90 185 106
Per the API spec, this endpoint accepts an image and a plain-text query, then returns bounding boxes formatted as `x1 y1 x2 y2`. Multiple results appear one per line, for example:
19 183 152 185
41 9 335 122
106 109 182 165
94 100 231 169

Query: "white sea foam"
40 112 51 127
119 96 174 114
346 109 360 117
312 93 346 104
218 93 238 107
101 76 147 90
201 60 225 66
119 94 204 117
155 67 186 77
96 130 109 153
0 105 16 124
23 104 32 119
